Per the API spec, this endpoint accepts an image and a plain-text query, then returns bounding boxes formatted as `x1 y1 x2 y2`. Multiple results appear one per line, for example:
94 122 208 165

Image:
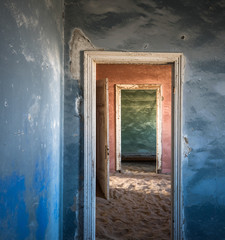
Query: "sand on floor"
96 163 171 240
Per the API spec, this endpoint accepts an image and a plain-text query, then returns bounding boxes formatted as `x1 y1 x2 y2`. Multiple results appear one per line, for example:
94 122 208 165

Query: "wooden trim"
83 53 96 239
115 84 162 173
83 51 184 240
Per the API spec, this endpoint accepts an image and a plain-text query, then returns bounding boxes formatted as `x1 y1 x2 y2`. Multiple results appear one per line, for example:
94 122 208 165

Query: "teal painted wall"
121 90 156 157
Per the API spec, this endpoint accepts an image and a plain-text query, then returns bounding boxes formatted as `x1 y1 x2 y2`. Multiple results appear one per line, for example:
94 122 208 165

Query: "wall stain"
183 136 192 158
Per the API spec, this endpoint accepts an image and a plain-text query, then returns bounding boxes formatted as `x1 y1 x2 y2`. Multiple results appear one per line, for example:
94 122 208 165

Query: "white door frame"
115 84 162 172
83 51 184 240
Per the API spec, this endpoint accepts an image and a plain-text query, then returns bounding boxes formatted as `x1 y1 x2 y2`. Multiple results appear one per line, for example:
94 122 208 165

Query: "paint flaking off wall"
69 28 98 80
183 136 192 158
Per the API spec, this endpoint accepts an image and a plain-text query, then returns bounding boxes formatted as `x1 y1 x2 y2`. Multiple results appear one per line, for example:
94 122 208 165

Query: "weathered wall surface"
65 0 225 239
121 90 157 158
97 64 172 173
0 0 63 239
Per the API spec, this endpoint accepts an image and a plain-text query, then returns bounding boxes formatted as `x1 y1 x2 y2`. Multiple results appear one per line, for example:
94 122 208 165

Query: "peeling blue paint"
0 0 63 239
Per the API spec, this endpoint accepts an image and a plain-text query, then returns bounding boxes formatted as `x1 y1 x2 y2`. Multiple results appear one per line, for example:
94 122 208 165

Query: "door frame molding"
83 51 184 240
115 84 162 172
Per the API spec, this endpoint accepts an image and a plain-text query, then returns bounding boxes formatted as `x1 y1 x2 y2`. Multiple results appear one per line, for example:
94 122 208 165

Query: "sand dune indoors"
96 163 171 240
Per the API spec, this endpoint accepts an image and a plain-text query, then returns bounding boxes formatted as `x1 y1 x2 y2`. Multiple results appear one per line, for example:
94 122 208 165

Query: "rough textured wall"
64 0 225 239
97 64 172 173
0 0 63 239
121 90 157 157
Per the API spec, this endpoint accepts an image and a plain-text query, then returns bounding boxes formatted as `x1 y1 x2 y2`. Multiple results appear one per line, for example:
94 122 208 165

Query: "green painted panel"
121 90 156 156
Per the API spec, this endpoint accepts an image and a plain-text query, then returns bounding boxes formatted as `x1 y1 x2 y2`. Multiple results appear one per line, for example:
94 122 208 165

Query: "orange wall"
96 64 172 173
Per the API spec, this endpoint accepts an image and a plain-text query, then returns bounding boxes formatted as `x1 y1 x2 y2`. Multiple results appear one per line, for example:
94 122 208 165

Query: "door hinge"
105 145 109 158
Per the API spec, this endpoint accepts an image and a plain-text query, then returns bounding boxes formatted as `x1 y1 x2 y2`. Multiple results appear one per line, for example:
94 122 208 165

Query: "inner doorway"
115 84 162 173
83 51 184 240
121 89 158 173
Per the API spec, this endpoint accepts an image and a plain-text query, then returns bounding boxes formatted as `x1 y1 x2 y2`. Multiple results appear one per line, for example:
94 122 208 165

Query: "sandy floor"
96 162 171 240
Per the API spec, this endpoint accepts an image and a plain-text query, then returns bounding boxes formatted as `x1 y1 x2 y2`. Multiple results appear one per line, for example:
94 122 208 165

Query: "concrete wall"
0 0 63 239
97 64 172 173
65 0 225 239
121 90 157 158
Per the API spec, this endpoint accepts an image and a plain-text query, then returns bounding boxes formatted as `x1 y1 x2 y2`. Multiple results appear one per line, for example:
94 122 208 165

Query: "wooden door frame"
83 51 184 240
115 84 162 172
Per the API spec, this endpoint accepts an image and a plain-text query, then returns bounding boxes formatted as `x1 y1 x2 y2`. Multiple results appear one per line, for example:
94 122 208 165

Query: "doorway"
83 51 184 240
115 84 162 173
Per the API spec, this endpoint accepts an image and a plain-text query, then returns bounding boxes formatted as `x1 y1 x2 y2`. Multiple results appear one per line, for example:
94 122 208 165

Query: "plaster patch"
69 28 97 80
183 136 192 158
4 99 8 107
74 96 82 117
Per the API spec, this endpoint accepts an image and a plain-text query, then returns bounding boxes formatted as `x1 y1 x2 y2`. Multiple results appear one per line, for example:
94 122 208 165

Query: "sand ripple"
96 165 171 240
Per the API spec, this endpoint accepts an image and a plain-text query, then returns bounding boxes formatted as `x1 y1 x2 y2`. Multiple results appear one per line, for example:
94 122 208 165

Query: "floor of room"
96 162 171 240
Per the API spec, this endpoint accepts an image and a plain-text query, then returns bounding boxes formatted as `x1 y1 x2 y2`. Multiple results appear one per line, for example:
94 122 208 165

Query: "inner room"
121 89 157 173
95 63 173 239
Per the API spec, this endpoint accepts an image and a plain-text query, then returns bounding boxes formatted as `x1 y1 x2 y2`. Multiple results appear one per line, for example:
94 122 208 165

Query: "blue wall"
64 0 225 239
0 0 63 239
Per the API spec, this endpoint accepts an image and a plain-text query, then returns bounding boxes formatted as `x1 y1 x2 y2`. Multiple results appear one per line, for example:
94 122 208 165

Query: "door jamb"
115 84 162 173
83 51 184 240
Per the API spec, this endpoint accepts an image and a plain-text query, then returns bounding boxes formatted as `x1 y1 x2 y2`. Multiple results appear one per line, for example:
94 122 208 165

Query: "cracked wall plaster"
69 28 98 80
